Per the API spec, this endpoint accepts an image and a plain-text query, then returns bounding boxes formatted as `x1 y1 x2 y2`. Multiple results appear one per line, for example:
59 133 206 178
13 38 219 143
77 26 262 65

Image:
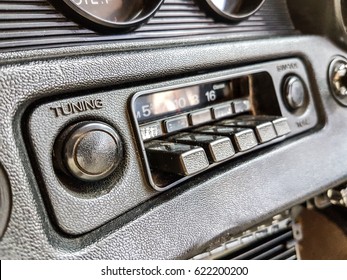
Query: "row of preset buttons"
145 115 291 176
139 98 250 141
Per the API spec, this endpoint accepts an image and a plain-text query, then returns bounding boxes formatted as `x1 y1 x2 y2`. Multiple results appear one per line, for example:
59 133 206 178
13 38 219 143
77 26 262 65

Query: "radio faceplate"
130 58 318 191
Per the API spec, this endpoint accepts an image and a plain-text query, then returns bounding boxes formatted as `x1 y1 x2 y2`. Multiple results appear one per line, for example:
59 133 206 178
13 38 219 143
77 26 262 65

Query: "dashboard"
1 0 347 259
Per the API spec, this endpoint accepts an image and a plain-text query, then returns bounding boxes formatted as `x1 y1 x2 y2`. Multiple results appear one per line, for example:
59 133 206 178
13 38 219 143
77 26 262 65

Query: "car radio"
130 58 318 191
26 57 319 234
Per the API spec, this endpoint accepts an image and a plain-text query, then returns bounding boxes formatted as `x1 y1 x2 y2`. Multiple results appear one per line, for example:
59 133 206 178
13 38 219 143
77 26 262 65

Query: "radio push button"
236 116 291 137
169 133 235 163
212 104 234 120
218 119 277 143
164 115 189 133
139 122 163 141
145 140 209 176
270 117 291 136
231 98 251 114
189 109 212 126
196 126 258 152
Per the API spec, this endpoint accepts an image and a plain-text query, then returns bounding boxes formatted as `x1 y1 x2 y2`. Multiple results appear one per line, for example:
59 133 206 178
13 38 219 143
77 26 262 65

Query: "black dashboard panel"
0 0 346 259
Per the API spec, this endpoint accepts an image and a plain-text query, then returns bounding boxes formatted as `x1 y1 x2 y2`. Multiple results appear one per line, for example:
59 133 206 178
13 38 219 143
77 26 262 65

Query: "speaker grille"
0 0 295 51
193 216 298 260
220 228 297 260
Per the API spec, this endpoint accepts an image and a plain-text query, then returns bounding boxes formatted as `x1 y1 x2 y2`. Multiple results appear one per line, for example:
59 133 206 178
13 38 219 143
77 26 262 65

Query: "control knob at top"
282 75 308 111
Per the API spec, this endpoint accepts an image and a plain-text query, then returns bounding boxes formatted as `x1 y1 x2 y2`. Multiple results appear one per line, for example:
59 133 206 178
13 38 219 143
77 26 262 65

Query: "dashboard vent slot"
220 228 297 260
192 216 298 260
0 0 295 52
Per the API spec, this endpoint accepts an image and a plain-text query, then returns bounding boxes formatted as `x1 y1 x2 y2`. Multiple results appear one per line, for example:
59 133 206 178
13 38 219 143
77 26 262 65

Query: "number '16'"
205 90 216 102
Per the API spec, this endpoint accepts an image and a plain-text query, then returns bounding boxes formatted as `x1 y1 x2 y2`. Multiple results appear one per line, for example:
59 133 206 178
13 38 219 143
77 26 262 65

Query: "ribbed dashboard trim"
0 0 295 51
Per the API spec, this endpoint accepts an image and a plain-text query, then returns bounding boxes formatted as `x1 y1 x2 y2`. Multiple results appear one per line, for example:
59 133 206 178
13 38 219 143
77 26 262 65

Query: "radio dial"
55 121 123 182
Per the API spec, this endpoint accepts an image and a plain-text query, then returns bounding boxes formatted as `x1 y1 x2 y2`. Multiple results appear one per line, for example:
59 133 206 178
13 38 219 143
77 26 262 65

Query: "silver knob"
59 121 123 182
283 75 307 111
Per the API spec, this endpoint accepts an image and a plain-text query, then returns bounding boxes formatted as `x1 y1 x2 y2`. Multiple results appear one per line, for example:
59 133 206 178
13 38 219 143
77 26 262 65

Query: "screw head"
329 57 347 106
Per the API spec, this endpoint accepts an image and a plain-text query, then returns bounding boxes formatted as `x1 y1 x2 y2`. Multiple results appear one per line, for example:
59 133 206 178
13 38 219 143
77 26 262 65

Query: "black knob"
283 75 308 111
55 121 123 182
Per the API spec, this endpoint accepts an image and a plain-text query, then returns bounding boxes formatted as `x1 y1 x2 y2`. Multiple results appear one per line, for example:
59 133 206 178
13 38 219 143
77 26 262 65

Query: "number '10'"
73 0 109 5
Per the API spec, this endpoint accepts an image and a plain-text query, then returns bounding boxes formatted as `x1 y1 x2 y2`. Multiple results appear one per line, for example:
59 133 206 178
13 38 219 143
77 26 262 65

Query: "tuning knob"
55 121 123 182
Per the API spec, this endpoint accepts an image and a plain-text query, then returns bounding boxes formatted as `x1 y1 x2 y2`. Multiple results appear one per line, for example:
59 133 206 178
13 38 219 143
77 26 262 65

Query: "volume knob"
57 121 123 182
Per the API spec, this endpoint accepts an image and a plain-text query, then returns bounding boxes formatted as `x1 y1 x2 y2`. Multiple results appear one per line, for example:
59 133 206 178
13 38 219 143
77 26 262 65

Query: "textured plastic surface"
288 0 347 49
0 36 345 259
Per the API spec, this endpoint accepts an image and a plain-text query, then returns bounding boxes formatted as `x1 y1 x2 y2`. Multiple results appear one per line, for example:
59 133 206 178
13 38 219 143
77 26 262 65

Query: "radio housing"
26 57 319 235
130 58 318 191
